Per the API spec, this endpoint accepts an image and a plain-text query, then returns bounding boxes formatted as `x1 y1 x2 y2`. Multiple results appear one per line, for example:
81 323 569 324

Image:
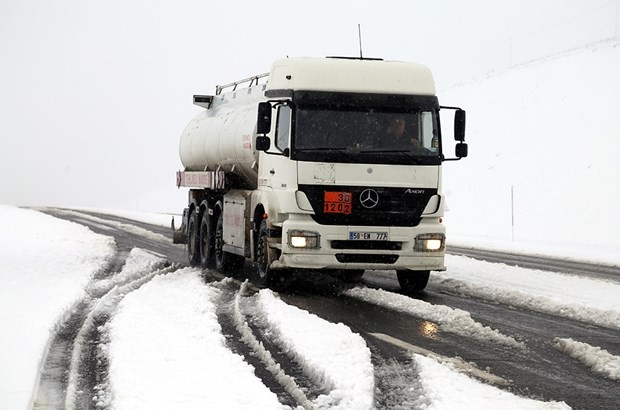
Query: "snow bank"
432 255 620 330
442 39 620 262
0 205 114 410
554 338 620 381
414 354 569 409
345 286 523 349
106 269 284 410
257 289 375 409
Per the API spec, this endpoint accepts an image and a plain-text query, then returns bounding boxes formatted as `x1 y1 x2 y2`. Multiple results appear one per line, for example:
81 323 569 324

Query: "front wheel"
256 220 281 287
397 270 430 293
340 270 365 283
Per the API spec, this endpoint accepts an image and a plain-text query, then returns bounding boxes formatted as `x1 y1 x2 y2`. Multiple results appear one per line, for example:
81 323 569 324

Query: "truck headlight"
415 233 445 252
288 230 321 249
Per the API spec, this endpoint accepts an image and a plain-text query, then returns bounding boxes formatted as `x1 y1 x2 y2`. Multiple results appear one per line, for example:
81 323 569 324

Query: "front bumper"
270 216 446 272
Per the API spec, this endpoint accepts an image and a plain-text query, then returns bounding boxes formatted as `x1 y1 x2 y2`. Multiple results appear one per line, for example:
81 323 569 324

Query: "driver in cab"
385 115 420 148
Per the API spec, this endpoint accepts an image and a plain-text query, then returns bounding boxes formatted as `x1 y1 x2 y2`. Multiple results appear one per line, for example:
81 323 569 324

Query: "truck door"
259 104 297 191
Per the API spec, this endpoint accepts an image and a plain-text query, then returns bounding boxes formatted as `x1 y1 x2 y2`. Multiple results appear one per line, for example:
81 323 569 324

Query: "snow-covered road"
2 206 620 409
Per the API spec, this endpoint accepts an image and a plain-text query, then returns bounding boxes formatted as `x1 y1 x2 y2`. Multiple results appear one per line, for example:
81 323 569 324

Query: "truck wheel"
397 270 430 293
257 220 279 286
341 270 365 283
214 213 244 274
187 211 201 267
199 211 214 269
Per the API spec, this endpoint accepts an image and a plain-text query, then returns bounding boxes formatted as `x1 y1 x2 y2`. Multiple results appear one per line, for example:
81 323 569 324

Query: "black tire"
340 270 365 283
186 210 200 267
214 212 245 274
256 219 280 287
199 211 214 269
397 270 430 293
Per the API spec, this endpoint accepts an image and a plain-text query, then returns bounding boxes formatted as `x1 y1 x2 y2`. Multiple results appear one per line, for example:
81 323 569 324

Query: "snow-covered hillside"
441 39 620 264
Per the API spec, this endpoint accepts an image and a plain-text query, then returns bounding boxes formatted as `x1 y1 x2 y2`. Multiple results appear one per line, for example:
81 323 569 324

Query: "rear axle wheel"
186 211 200 267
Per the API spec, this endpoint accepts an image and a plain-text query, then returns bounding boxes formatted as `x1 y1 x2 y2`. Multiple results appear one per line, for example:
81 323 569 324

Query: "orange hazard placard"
324 191 352 214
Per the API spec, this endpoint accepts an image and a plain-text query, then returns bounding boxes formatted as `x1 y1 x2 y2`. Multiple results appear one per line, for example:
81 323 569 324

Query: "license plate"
349 231 388 241
324 191 352 215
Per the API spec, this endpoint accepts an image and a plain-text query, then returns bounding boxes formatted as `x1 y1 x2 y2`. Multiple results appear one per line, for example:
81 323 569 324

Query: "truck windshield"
293 107 441 165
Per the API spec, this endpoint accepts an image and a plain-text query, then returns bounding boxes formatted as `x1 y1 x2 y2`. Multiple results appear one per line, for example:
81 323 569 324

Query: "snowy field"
442 38 620 266
0 206 115 408
1 205 596 409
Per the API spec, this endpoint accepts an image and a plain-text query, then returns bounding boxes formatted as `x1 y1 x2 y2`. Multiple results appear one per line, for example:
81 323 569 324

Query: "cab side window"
275 105 291 152
420 111 439 151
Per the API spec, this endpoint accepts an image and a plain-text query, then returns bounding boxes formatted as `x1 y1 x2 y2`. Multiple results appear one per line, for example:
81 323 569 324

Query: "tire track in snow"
65 261 176 409
372 356 426 410
239 293 333 404
211 279 314 409
32 249 173 410
31 248 130 410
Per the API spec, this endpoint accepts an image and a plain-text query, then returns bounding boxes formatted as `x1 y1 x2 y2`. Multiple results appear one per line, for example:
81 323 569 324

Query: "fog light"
415 233 445 252
288 230 320 249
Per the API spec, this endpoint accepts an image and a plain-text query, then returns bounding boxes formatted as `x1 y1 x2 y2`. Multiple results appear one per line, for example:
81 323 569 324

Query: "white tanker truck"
174 57 467 292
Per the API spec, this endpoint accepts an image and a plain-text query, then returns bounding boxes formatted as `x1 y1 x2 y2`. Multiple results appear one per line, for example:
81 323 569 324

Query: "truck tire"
199 211 214 269
397 270 430 293
257 220 280 287
214 212 244 274
187 211 201 267
340 270 365 283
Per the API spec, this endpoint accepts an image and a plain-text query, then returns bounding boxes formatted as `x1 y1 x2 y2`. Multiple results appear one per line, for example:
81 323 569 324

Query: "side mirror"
256 136 271 151
455 142 468 158
454 109 466 141
257 102 272 134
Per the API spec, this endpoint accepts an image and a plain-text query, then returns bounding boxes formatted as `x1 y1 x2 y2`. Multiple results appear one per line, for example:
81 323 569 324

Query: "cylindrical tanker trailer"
179 90 262 189
175 57 468 292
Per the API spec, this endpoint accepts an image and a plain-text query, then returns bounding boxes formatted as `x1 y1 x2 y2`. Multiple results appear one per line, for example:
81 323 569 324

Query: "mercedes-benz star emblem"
360 189 379 209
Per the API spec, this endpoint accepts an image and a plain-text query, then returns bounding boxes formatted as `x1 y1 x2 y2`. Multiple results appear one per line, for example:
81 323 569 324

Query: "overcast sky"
1 0 617 212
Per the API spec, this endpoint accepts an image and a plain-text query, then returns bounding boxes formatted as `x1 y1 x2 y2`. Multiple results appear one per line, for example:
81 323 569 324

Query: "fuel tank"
179 88 263 188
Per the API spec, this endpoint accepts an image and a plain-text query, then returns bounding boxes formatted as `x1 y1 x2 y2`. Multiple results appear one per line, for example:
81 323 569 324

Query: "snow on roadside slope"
0 205 115 410
442 39 620 257
414 354 569 410
554 338 620 381
105 269 284 410
345 287 523 349
432 255 620 330
257 289 375 410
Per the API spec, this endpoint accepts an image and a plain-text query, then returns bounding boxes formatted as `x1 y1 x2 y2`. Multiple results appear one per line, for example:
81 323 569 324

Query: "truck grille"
298 185 437 227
